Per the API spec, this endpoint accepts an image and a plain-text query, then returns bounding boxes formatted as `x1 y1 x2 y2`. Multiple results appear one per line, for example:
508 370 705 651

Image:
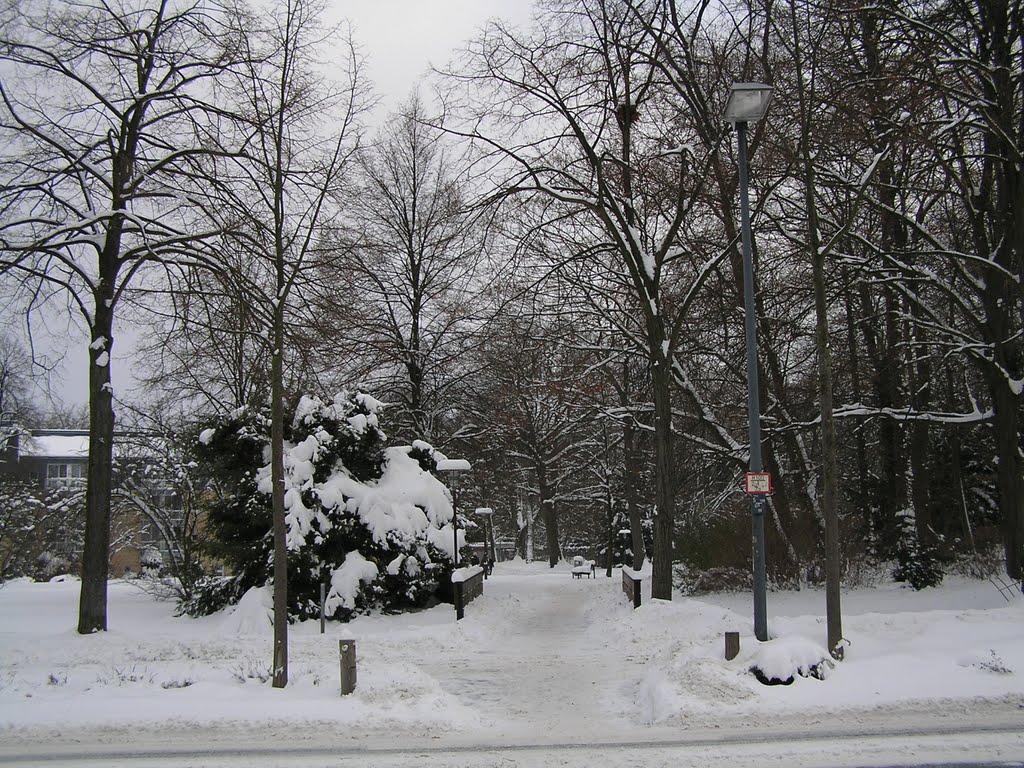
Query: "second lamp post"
437 458 471 569
724 82 773 642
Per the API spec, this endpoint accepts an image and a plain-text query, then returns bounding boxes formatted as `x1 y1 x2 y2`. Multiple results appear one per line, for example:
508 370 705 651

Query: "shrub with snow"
192 391 459 621
222 585 274 634
892 513 943 590
748 635 834 686
34 552 72 583
140 547 163 577
677 566 752 595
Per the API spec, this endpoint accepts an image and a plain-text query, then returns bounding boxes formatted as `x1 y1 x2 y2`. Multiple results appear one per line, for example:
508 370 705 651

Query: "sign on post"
745 472 772 495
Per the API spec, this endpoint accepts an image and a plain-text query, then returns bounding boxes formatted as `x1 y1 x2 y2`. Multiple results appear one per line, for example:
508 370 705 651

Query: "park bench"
571 556 596 579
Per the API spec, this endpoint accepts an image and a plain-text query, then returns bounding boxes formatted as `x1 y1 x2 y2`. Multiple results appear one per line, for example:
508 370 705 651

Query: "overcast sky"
39 0 536 412
332 0 534 115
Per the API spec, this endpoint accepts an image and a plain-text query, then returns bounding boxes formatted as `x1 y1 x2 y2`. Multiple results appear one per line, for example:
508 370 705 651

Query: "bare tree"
134 243 272 414
0 0 242 632
0 334 40 429
466 296 596 567
112 404 210 603
447 0 719 599
333 95 483 441
211 0 367 687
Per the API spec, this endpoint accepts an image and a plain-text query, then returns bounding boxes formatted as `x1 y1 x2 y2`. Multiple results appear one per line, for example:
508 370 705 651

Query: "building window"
46 462 86 489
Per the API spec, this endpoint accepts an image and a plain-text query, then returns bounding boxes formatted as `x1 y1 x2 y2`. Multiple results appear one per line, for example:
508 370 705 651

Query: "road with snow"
3 724 1022 767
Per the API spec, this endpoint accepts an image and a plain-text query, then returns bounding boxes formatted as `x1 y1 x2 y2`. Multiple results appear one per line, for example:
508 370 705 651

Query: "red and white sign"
745 472 772 495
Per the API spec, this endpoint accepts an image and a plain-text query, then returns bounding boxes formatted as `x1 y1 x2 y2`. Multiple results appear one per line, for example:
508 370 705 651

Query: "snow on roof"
21 434 89 460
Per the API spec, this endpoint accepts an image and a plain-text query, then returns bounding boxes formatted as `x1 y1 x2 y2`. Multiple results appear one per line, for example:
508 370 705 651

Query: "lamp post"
437 458 471 569
724 82 773 642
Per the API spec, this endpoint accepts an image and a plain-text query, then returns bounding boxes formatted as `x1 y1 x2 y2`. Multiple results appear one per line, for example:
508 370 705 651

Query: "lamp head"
436 458 471 488
724 82 774 124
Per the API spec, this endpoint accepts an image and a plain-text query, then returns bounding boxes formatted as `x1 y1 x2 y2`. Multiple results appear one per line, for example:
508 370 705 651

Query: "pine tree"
192 392 458 620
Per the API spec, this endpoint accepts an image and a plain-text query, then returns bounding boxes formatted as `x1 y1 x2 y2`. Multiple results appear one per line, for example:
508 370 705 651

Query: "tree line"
1 0 1020 658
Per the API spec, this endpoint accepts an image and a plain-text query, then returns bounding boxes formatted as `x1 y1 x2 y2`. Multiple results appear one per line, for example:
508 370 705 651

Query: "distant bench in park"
571 556 596 579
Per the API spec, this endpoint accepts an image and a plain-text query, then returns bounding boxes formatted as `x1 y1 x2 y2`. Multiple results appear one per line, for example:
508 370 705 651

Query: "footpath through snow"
416 565 650 743
1 559 1023 759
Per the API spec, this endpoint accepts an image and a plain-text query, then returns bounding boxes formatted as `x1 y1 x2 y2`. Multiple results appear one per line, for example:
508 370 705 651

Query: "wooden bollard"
339 639 357 695
320 583 326 635
725 631 740 661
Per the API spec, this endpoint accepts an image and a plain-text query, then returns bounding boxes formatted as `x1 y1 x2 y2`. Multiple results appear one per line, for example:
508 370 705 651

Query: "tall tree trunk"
618 100 652 576
978 0 1023 580
783 0 844 649
987 316 1023 579
948 422 975 553
859 6 907 554
843 274 870 517
787 37 844 644
650 355 675 599
78 288 116 634
513 511 529 560
858 282 904 550
525 505 534 563
621 373 645 570
538 466 559 567
406 356 428 440
606 482 616 577
406 293 429 439
908 305 933 543
806 172 843 658
271 307 288 688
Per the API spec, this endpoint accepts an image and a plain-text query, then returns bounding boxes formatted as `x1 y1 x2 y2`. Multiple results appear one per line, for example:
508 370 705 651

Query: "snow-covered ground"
1 561 1022 766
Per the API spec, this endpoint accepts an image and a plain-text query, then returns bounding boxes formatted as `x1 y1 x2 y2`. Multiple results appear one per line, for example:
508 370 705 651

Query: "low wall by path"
452 565 485 619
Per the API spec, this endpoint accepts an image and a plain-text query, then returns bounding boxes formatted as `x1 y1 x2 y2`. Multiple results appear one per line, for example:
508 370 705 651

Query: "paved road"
2 721 1021 767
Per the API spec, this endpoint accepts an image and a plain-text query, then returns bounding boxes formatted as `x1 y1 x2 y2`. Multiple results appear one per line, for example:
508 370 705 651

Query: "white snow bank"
221 585 273 635
749 635 833 682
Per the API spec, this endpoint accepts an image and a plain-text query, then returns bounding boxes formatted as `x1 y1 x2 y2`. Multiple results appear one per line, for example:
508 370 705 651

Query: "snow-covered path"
418 567 647 741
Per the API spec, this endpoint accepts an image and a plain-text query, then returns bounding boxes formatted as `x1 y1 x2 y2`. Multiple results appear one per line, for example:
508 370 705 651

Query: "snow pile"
579 571 1024 727
589 596 761 723
451 565 484 583
221 585 274 634
748 636 834 684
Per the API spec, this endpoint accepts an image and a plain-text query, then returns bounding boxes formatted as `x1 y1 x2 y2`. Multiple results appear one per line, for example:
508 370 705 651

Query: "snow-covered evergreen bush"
178 576 244 618
140 547 162 577
191 391 460 620
892 513 943 590
32 551 70 583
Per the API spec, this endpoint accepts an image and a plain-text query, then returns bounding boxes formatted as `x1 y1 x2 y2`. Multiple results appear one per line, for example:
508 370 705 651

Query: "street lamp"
437 458 471 569
724 81 773 642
